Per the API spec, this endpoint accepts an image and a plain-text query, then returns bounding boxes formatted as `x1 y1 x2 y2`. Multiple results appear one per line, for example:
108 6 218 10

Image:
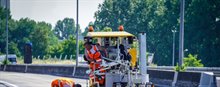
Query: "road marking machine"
83 26 154 87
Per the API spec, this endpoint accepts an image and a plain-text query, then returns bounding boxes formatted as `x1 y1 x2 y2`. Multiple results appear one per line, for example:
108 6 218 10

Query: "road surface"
0 71 88 87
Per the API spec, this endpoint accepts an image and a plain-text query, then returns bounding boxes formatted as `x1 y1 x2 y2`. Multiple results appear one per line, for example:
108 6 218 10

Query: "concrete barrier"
176 72 201 87
147 70 201 87
27 64 75 77
0 64 89 79
216 77 220 87
4 64 26 72
0 65 4 71
0 65 217 86
147 70 174 86
199 72 216 87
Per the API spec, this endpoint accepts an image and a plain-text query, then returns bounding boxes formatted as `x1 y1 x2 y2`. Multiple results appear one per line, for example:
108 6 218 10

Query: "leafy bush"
174 63 186 72
2 59 10 65
174 54 204 72
184 54 204 67
48 36 84 60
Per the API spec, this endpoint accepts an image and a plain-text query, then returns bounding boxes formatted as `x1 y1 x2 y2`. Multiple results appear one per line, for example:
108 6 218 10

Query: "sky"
10 0 104 32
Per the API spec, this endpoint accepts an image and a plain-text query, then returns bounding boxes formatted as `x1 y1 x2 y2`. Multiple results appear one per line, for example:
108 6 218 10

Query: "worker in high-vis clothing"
84 42 105 86
51 78 81 87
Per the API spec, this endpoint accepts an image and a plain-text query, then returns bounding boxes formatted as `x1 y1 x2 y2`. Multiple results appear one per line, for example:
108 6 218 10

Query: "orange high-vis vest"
51 78 75 87
86 45 105 85
86 45 102 71
87 45 102 62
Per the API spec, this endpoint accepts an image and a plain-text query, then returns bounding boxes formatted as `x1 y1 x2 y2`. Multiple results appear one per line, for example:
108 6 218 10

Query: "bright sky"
10 0 103 32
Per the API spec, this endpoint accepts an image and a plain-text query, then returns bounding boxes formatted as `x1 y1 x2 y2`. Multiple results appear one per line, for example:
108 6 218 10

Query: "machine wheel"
113 82 127 87
145 82 154 87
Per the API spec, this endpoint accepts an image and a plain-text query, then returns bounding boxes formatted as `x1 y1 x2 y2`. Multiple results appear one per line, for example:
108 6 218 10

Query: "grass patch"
17 58 76 64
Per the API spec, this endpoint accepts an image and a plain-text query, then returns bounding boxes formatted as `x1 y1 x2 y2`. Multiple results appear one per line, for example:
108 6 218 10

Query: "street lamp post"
172 29 177 66
179 0 185 66
73 0 79 76
76 0 79 67
6 0 9 62
0 17 2 52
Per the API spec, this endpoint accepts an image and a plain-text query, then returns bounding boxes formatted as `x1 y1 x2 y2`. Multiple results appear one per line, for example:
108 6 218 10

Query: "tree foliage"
102 27 112 32
1 0 220 66
82 22 97 36
0 7 11 53
48 36 84 59
0 7 83 59
93 0 220 67
0 4 86 62
30 22 53 56
53 18 76 40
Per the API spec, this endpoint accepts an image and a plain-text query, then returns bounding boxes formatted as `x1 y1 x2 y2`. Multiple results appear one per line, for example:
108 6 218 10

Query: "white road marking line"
0 80 19 87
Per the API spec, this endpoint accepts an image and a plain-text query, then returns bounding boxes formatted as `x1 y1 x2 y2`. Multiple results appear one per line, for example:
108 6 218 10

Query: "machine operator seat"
119 44 131 61
96 43 108 58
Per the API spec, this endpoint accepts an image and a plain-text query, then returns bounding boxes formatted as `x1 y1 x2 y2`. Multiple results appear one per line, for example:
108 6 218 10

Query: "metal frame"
87 32 150 87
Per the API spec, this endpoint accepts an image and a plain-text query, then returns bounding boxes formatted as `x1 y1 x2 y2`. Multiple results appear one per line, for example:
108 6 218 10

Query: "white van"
0 54 17 64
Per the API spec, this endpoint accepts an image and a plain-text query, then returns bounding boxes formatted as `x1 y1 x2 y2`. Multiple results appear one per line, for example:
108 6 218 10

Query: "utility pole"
0 17 2 52
172 29 177 66
179 0 185 66
76 0 79 66
6 0 9 62
0 9 2 52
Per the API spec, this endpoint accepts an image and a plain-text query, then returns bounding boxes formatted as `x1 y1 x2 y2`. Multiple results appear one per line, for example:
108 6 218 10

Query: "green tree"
62 36 76 58
48 42 63 57
184 0 220 66
8 42 21 57
184 54 204 67
94 0 177 65
53 18 76 40
48 36 85 59
102 27 112 32
79 40 84 54
30 22 53 56
94 0 220 66
82 22 95 36
0 7 12 53
11 18 36 55
94 0 134 31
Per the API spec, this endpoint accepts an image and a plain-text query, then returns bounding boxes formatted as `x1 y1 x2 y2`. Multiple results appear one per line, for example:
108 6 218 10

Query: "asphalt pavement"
0 71 88 87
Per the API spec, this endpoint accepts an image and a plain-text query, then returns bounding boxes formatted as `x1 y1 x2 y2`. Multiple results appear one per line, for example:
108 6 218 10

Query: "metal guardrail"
148 66 220 77
148 66 220 71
